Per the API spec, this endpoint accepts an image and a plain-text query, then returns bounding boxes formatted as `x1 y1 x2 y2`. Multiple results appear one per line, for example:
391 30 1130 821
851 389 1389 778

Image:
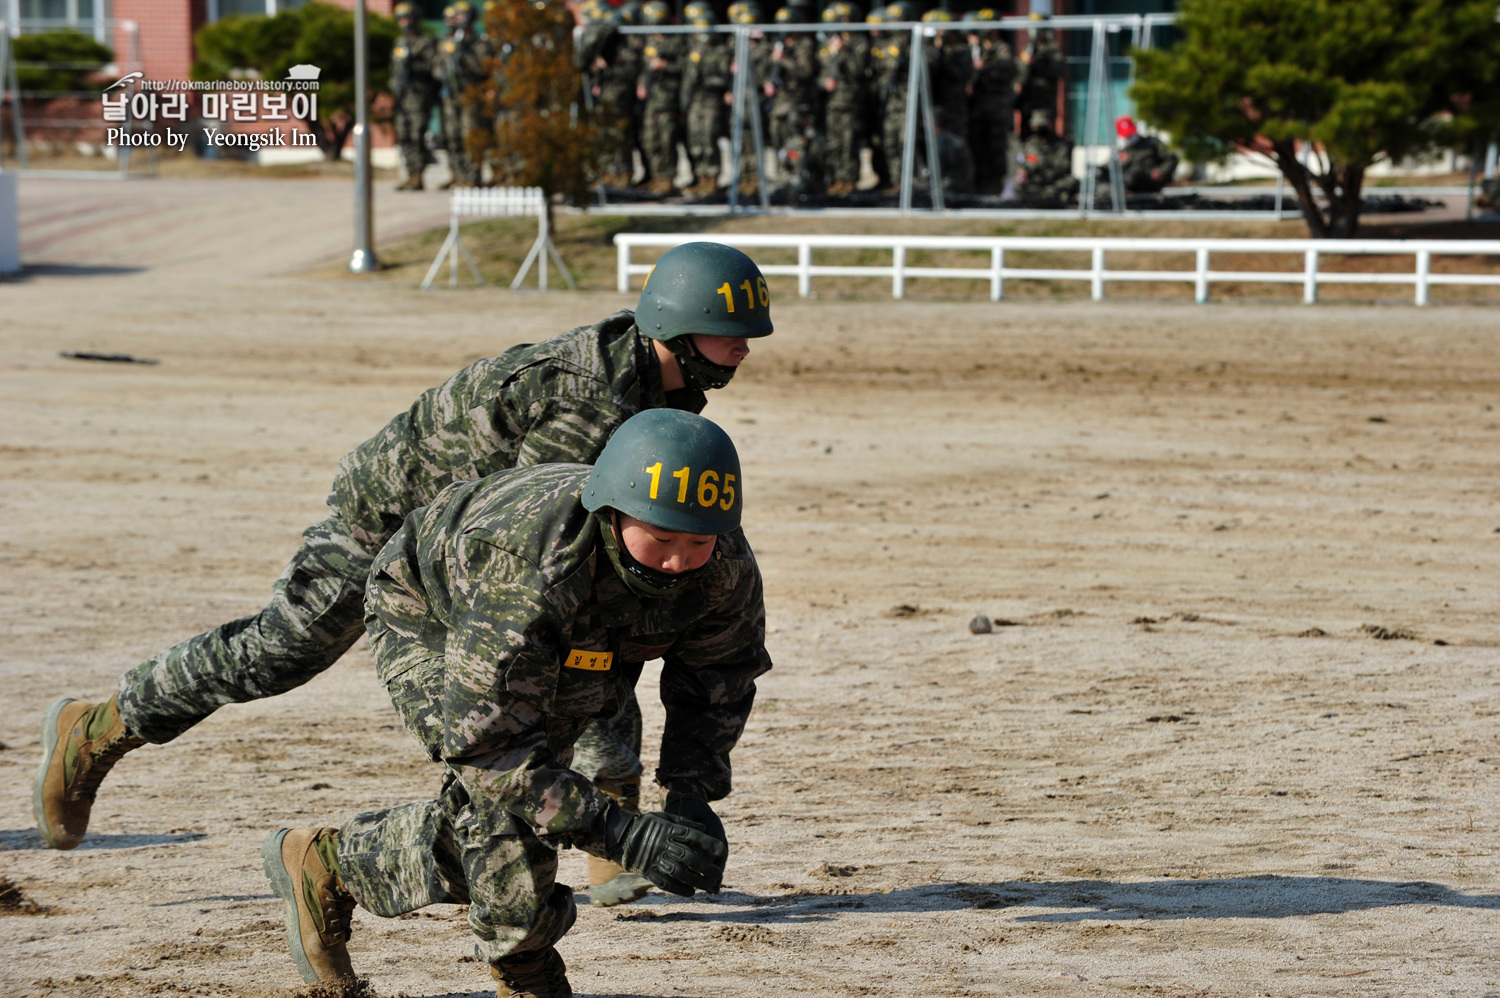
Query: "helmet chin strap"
667 336 739 392
598 511 698 598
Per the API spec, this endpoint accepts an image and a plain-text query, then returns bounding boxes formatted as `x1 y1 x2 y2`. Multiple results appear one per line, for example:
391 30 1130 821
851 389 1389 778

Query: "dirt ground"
2 177 1499 998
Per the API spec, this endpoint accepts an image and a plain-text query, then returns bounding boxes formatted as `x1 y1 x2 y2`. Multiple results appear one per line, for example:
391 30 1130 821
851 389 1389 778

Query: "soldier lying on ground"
261 409 769 998
32 242 775 907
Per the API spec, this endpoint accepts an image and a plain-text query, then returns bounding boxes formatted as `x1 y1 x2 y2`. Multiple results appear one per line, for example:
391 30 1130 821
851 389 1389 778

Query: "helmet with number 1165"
583 410 744 535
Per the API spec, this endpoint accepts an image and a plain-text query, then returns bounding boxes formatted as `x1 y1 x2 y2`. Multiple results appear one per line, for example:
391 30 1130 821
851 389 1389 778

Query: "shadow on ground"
618 876 1500 925
5 263 149 279
0 828 206 851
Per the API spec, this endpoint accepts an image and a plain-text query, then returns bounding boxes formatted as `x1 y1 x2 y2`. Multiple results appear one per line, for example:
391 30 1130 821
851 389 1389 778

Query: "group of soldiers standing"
389 0 496 190
387 0 1174 203
580 1 1074 199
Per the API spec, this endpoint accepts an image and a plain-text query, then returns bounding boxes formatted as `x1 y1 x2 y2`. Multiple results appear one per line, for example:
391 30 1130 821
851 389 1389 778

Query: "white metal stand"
421 187 575 291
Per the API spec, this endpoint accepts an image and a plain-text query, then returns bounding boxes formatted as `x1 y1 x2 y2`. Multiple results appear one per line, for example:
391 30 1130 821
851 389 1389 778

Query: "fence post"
991 245 1003 302
1414 249 1430 307
798 241 812 298
1090 247 1105 301
617 239 630 293
893 244 906 299
1303 249 1318 304
1194 248 1209 303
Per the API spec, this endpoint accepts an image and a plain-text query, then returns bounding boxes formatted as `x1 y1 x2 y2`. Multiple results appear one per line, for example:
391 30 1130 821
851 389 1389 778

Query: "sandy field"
2 176 1499 998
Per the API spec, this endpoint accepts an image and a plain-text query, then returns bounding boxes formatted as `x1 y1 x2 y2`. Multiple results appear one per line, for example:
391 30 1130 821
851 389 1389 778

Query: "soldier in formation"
818 1 869 196
391 2 441 191
437 0 492 187
579 1 644 189
1016 19 1062 138
1015 108 1077 203
262 406 769 997
965 8 1016 194
682 5 732 195
31 239 777 923
637 0 686 194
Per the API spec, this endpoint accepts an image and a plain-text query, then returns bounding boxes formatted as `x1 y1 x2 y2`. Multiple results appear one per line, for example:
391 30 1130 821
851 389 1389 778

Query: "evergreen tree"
1132 0 1500 238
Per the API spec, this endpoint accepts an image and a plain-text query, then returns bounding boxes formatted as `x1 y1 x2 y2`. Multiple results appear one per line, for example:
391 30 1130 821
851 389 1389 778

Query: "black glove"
604 804 727 897
664 792 727 850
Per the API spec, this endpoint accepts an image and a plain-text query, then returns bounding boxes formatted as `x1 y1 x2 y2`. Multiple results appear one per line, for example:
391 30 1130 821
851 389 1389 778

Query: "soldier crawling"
32 243 776 910
262 408 768 997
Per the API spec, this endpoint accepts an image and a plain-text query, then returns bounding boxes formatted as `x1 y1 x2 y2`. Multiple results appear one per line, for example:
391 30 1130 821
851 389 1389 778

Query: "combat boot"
585 776 651 907
33 695 144 850
397 173 424 191
491 947 572 998
642 177 678 196
262 826 357 984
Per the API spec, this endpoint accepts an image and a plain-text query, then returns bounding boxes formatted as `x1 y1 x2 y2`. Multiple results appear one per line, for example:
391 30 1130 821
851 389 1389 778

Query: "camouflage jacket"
370 463 771 851
327 311 704 548
683 36 734 111
392 31 441 101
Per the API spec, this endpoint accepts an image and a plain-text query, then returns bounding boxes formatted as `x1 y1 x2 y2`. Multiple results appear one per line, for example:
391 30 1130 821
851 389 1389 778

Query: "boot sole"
32 698 76 850
261 828 320 984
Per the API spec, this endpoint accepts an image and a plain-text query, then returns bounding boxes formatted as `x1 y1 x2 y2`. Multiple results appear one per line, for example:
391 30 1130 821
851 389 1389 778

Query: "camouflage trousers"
442 97 482 187
116 515 378 745
685 98 727 183
640 103 681 185
883 102 914 188
350 574 640 961
823 102 863 186
394 92 437 176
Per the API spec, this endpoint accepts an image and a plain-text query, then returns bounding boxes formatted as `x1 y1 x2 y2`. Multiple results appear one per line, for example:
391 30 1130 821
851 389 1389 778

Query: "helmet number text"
717 279 766 313
643 462 737 512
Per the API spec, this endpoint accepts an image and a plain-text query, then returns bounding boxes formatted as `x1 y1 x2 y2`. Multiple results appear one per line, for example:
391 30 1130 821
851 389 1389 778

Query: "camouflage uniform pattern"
582 24 643 183
1017 128 1078 203
819 31 869 188
116 313 703 745
683 36 733 186
875 33 913 188
1016 31 1062 138
439 27 492 186
342 464 770 962
766 34 818 162
639 35 687 184
391 29 441 177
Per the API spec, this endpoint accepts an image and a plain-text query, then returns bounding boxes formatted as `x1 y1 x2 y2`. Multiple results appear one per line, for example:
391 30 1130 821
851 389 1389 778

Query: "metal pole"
1102 25 1124 213
2 28 25 170
727 26 748 213
1080 21 1101 214
916 32 942 209
349 0 378 272
897 25 922 212
1465 138 1480 223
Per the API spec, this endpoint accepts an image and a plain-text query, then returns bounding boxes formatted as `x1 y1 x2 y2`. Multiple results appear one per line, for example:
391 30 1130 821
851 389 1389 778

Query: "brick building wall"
113 0 208 82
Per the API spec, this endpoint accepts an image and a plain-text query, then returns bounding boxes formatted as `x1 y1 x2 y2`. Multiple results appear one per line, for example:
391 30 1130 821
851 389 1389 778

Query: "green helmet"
616 2 640 24
774 4 803 21
684 0 710 19
636 242 773 390
884 0 915 19
641 0 671 24
583 409 743 536
393 1 418 19
921 8 952 22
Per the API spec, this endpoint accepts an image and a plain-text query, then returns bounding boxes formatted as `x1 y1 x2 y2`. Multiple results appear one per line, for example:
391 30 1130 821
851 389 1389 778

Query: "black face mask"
667 336 738 392
597 513 700 599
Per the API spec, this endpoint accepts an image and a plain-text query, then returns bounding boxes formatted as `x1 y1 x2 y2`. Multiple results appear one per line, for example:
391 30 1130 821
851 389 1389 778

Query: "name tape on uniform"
564 649 614 672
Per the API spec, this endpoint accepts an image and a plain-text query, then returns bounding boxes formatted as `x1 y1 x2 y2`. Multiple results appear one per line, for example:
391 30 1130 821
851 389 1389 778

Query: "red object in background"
1115 116 1137 139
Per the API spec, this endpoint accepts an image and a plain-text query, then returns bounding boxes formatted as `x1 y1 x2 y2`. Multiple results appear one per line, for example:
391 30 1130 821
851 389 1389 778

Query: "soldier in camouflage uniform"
965 8 1017 194
391 2 440 191
681 9 732 196
582 6 644 188
818 2 869 196
32 242 776 894
1016 108 1078 204
261 407 769 996
922 9 973 168
636 0 686 195
437 1 491 187
764 5 819 174
1016 20 1062 139
875 1 915 194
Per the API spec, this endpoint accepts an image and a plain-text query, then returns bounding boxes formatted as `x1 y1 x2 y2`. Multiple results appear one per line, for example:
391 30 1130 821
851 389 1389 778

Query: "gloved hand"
604 804 727 897
663 792 727 850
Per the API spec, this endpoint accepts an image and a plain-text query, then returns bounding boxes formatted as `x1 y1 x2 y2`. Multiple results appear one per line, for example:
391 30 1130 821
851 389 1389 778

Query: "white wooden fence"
614 233 1500 305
